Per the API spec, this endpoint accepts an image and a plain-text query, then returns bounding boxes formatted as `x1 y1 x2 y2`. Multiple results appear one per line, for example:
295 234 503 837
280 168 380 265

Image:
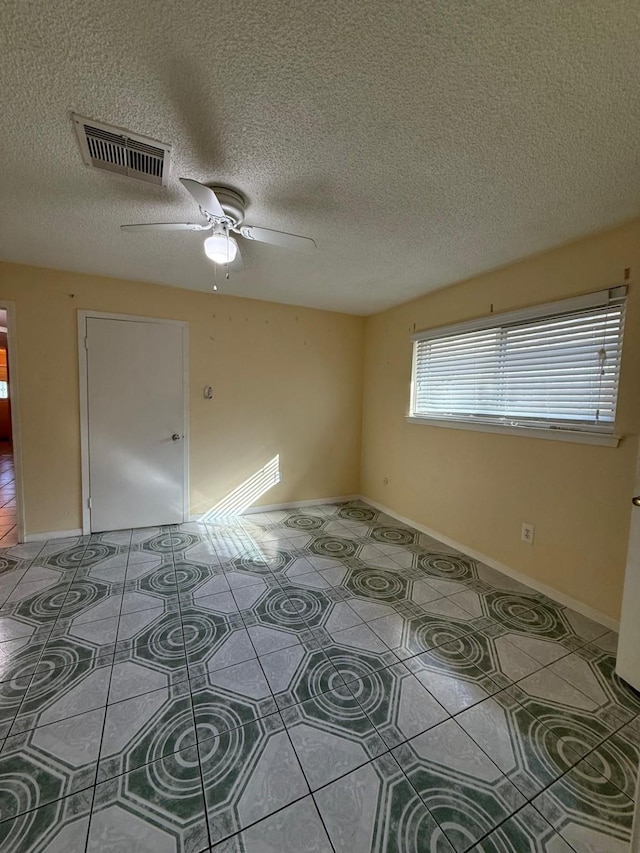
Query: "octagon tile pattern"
0 502 636 852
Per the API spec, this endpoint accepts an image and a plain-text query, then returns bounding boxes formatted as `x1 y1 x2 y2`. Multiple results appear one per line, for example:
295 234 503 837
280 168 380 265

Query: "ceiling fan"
121 178 317 269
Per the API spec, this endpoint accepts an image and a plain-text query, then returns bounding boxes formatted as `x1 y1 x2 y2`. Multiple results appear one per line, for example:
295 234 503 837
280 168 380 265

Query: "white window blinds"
410 287 626 434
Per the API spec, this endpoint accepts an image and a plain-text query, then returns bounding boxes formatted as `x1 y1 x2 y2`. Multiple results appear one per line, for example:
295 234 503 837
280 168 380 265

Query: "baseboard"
191 495 361 522
24 528 83 543
243 495 361 515
20 497 617 631
361 495 619 633
25 497 363 542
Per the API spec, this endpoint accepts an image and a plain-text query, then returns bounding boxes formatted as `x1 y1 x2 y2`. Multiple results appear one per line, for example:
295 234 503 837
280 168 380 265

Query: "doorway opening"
0 309 17 544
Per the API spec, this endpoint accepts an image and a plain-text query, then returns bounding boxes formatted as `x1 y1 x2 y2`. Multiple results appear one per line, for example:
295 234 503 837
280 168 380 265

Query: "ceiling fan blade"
239 225 316 252
121 222 212 232
179 178 225 218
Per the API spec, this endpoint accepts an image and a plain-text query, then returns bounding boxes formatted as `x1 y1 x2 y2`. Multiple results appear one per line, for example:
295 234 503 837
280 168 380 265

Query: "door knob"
633 496 640 507
172 434 181 441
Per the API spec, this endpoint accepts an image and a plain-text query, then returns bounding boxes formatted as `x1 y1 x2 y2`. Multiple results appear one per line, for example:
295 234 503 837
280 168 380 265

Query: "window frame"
407 286 627 448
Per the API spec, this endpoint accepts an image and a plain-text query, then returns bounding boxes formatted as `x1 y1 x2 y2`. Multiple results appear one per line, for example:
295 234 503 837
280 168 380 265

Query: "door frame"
0 301 26 543
78 310 189 534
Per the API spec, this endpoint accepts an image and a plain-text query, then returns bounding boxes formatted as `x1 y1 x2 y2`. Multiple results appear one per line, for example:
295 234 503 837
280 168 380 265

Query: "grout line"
82 527 133 853
215 511 640 844
3 539 92 738
455 796 571 852
1 540 135 745
0 748 101 839
0 660 612 851
2 506 636 849
217 542 470 839
243 598 339 852
3 654 114 739
171 530 214 852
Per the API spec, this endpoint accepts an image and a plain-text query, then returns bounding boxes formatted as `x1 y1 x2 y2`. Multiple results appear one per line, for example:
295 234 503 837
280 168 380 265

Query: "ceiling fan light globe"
203 234 238 264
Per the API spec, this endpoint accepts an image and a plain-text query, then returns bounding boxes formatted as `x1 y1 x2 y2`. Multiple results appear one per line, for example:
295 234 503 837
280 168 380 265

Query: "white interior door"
85 316 187 532
616 442 640 691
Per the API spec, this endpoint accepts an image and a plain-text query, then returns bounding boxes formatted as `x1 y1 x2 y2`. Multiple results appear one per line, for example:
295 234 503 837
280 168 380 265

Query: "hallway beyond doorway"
0 442 17 545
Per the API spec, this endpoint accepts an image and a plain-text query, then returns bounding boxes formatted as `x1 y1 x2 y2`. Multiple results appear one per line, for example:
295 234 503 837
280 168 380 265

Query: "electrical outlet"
383 477 389 486
521 523 535 545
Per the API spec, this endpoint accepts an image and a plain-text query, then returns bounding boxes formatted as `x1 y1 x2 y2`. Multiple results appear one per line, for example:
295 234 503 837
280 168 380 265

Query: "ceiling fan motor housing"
209 186 246 226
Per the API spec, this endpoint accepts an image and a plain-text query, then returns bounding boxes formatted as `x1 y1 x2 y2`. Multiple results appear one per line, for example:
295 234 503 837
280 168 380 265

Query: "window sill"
405 416 622 447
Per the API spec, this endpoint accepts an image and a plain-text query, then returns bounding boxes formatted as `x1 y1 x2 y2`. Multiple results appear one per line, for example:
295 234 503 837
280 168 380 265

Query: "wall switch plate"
521 523 535 545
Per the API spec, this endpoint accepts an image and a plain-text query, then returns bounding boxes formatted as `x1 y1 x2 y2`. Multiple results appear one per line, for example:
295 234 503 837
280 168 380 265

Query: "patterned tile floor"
0 500 638 852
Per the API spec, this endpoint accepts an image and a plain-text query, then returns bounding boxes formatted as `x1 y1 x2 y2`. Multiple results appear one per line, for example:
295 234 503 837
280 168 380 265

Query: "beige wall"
361 219 640 622
2 219 639 622
0 262 364 536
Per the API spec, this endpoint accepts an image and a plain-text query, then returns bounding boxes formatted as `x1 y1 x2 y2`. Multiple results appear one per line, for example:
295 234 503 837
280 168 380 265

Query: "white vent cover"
72 114 171 186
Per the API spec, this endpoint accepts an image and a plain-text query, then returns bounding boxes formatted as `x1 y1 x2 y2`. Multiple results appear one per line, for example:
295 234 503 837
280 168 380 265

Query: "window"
409 287 626 437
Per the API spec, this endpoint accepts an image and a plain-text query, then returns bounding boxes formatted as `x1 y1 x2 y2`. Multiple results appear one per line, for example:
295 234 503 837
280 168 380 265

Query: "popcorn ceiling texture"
2 0 640 315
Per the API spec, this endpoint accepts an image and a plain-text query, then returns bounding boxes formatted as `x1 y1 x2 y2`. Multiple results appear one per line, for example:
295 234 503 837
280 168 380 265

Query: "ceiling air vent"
72 114 171 186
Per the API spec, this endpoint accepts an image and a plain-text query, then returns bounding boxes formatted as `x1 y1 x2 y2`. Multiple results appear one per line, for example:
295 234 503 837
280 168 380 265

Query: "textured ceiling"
2 1 640 315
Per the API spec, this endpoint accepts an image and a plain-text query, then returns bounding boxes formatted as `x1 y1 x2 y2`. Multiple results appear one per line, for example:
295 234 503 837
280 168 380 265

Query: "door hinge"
88 497 92 509
84 337 89 350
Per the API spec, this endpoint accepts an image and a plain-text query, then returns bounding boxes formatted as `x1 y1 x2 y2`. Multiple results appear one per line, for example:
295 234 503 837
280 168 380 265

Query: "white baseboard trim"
25 497 362 542
242 495 361 515
19 495 617 631
191 495 361 522
361 495 619 633
24 528 83 543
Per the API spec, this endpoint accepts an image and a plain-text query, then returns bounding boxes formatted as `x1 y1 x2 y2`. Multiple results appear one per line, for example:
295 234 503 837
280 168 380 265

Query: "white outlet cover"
521 523 535 544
